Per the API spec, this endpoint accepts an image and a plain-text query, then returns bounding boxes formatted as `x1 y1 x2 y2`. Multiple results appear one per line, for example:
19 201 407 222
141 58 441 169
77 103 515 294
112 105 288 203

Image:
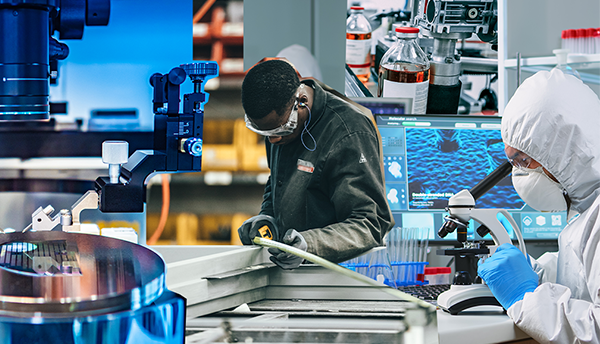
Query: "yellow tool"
257 225 273 240
252 217 278 241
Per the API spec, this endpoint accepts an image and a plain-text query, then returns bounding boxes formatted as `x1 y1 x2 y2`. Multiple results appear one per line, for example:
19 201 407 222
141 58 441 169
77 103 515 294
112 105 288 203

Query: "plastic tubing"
253 237 435 310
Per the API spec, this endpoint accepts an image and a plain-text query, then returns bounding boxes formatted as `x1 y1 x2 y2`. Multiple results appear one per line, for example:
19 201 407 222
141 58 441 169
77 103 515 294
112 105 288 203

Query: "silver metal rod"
516 52 521 87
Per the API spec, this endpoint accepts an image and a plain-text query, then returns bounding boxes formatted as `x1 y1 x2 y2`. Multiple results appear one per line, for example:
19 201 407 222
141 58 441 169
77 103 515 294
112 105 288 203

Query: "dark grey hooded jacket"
260 79 393 263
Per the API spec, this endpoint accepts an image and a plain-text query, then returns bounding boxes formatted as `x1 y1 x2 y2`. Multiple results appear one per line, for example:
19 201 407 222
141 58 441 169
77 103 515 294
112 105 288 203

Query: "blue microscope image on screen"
405 128 525 210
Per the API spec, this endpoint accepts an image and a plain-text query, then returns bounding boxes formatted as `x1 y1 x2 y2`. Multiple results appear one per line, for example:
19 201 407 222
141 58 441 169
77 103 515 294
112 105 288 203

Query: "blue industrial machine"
96 62 218 213
0 1 218 342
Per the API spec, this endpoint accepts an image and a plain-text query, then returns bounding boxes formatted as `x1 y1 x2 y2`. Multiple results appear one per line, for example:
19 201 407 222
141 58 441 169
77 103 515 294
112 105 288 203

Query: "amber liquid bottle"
378 27 430 114
346 7 372 85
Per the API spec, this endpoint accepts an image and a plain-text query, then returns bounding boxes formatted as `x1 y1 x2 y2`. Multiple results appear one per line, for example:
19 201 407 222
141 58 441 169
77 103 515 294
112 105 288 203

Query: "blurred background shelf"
193 0 244 82
147 1 252 245
504 53 600 85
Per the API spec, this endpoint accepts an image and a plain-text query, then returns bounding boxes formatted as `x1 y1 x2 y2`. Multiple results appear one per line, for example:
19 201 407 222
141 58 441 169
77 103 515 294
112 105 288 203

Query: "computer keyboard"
397 284 451 303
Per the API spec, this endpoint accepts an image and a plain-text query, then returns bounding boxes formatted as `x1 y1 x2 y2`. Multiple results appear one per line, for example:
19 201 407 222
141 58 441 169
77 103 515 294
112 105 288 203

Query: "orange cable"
147 174 170 245
193 0 216 24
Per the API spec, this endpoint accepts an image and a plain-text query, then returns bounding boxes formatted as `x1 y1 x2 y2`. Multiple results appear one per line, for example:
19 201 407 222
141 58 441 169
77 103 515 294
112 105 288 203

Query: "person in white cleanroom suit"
478 69 600 343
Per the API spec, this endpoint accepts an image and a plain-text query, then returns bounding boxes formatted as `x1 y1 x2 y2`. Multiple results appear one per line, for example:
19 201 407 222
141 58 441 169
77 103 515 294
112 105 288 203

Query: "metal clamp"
62 190 99 232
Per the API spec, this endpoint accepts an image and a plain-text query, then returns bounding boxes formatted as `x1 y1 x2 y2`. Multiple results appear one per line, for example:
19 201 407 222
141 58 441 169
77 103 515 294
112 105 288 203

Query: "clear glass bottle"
346 6 372 84
378 26 430 114
552 49 581 79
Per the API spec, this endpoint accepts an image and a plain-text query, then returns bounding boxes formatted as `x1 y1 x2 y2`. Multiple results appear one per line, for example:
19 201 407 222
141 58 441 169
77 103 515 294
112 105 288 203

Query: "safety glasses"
244 100 298 137
506 150 533 170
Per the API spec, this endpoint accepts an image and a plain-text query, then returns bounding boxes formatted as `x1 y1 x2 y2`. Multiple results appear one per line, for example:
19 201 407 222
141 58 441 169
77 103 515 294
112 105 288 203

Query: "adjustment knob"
180 138 203 157
102 141 128 183
181 62 219 79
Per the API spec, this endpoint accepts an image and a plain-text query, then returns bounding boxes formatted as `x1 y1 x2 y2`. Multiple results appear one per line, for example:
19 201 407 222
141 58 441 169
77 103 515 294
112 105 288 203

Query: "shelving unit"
146 117 269 245
193 0 244 88
497 0 600 113
504 54 600 86
144 1 256 246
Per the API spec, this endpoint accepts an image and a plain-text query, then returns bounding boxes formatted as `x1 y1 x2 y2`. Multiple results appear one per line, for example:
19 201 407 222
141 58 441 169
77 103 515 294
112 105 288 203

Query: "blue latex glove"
478 243 539 309
268 229 307 270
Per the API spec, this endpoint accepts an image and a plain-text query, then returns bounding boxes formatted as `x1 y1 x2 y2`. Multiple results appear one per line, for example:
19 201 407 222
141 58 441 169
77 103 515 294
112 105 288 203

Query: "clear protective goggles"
506 150 533 170
244 100 298 137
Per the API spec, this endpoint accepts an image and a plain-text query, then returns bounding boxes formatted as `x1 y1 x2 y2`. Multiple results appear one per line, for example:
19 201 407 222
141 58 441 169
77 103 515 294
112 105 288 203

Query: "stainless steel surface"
0 192 146 242
28 205 60 232
429 38 462 85
154 245 439 343
0 231 164 317
61 190 98 232
460 57 498 74
158 245 270 316
187 317 409 344
415 0 496 39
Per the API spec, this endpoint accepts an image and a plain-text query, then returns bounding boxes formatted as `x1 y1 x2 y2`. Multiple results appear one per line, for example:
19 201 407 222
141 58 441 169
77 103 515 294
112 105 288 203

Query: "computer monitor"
352 100 567 244
350 97 413 116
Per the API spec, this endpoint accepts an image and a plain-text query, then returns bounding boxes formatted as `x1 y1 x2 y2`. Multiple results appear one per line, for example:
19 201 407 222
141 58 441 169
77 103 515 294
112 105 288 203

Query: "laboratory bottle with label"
378 27 430 114
346 6 372 84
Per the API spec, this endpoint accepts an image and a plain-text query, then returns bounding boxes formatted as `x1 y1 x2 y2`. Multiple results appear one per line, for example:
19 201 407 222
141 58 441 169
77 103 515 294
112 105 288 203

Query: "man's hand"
478 243 539 309
237 215 278 245
268 229 307 270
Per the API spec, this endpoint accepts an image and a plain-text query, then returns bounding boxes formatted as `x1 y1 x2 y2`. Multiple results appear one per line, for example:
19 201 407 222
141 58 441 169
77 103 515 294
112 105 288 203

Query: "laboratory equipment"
0 0 110 120
365 112 567 244
19 61 218 232
0 0 177 232
340 226 429 287
346 6 373 84
0 231 184 343
413 0 498 114
424 267 452 285
95 61 218 212
8 59 219 340
435 161 528 315
378 27 430 114
2 2 221 336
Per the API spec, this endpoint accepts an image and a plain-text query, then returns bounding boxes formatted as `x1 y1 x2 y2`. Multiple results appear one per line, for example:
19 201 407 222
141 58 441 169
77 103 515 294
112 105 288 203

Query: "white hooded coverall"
501 69 600 343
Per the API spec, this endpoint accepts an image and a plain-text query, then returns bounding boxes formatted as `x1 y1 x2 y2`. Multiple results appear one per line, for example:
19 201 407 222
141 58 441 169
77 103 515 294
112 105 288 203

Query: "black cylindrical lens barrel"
457 226 467 243
0 5 50 120
469 161 513 201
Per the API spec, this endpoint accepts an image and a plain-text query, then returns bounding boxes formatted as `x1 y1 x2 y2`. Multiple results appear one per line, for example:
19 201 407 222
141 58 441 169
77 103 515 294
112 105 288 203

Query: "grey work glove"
268 229 307 270
237 215 278 245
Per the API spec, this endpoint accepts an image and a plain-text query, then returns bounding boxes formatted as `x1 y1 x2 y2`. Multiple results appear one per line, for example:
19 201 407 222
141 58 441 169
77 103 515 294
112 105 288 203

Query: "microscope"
435 161 528 315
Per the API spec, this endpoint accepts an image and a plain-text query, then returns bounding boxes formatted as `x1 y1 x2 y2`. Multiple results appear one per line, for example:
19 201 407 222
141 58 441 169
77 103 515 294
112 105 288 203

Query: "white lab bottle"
552 49 581 80
346 6 372 84
378 26 430 114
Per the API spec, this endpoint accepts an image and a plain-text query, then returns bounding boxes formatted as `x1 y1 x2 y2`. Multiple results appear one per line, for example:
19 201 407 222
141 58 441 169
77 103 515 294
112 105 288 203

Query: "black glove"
237 215 278 245
268 229 307 270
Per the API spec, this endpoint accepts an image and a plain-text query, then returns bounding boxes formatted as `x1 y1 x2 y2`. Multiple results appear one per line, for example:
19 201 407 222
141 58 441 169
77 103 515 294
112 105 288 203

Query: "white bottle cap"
552 48 569 65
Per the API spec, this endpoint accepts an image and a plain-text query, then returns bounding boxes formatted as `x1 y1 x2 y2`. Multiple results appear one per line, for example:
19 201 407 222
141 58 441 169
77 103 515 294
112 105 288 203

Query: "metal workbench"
154 245 438 344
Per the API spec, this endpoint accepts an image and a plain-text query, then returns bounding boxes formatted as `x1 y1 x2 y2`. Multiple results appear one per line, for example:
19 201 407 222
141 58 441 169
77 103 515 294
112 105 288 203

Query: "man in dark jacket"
238 59 393 269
